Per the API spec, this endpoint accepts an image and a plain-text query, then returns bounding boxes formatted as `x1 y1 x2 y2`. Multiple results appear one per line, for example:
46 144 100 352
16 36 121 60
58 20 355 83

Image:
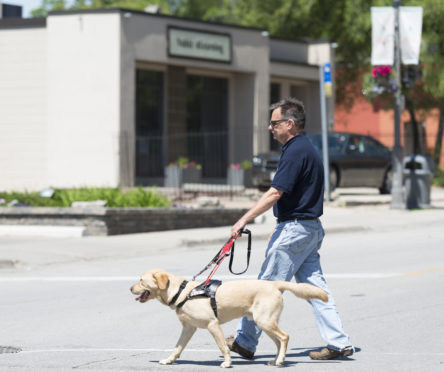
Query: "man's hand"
231 218 247 237
229 187 283 237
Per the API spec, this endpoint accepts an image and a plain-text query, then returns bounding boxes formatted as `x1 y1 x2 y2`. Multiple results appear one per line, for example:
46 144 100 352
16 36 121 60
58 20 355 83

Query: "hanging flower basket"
362 65 398 101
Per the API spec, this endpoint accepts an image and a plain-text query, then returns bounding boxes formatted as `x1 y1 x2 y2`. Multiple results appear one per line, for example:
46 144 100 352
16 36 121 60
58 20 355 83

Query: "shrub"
0 187 171 208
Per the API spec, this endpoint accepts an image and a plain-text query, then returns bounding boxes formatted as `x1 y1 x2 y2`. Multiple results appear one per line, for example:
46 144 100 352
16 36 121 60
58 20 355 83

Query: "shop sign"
168 26 231 63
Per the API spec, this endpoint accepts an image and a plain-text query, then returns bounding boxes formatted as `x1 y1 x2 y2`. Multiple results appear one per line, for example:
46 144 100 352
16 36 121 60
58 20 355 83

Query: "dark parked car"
252 132 392 194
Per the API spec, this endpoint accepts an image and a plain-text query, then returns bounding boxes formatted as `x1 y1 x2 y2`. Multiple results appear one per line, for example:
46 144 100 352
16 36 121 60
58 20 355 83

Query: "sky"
5 0 74 18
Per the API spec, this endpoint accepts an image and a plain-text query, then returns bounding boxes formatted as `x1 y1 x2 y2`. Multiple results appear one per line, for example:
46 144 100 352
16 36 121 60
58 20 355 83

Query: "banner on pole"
400 7 423 65
371 7 394 66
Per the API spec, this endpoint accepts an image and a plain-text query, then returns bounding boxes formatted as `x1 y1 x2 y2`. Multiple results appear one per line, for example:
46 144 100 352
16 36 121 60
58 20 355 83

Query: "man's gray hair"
270 97 306 130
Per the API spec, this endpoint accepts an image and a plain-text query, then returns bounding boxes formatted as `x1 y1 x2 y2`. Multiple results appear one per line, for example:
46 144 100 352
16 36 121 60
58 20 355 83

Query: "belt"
276 217 317 223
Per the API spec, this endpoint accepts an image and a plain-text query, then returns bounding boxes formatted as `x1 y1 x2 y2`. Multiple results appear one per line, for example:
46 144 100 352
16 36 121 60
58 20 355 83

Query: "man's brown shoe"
309 347 353 360
226 336 254 359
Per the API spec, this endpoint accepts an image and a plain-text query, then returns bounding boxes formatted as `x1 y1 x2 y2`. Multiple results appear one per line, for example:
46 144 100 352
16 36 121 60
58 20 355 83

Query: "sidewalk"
0 187 443 240
156 186 444 248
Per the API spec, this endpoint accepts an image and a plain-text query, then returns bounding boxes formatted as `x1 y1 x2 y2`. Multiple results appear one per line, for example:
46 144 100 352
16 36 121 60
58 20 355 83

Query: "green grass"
433 170 444 187
0 187 171 208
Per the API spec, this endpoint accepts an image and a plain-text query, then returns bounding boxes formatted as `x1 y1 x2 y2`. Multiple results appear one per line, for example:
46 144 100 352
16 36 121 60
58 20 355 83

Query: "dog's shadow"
160 358 298 367
149 347 360 367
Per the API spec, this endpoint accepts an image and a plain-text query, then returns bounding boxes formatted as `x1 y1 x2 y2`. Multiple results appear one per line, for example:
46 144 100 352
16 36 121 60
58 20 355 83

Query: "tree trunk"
434 97 444 172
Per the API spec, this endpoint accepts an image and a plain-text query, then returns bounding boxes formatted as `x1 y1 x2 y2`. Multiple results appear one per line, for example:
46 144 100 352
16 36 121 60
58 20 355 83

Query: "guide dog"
130 268 328 368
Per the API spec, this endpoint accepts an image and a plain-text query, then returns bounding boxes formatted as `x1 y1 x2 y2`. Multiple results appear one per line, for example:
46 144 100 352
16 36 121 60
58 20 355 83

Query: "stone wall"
0 207 248 236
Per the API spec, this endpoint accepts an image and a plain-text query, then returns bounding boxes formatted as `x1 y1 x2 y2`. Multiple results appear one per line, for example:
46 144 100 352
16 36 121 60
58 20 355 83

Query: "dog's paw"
267 359 284 367
220 360 232 368
159 358 174 365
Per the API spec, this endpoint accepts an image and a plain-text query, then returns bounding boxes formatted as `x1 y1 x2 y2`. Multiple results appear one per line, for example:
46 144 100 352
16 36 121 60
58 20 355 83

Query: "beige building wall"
46 13 121 188
0 27 47 191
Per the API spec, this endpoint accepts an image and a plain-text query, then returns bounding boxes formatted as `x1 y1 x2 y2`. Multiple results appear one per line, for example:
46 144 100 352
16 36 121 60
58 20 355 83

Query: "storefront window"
135 70 164 179
186 75 228 179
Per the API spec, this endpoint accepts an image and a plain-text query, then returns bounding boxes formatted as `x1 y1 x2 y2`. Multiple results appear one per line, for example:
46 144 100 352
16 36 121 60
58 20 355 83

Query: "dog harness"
170 280 222 318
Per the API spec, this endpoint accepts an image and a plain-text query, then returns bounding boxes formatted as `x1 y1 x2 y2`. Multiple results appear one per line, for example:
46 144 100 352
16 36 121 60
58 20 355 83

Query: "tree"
32 0 68 17
420 0 444 171
31 0 174 17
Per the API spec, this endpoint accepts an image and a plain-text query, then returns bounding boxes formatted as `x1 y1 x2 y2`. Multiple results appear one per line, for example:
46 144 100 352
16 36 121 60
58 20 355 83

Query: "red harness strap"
193 229 251 287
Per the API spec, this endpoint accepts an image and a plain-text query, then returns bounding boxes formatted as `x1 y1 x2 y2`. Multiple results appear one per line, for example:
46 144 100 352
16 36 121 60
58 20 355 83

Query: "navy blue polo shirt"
271 132 324 220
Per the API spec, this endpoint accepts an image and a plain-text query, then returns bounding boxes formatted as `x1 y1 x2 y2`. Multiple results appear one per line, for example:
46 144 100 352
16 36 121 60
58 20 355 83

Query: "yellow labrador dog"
130 269 328 368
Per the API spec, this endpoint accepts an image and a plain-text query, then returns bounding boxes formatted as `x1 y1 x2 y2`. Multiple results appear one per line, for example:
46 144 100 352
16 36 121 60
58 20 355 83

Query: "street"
1 204 444 371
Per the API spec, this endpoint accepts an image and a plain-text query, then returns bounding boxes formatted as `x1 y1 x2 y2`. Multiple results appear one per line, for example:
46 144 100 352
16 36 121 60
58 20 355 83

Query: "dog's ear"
153 272 169 290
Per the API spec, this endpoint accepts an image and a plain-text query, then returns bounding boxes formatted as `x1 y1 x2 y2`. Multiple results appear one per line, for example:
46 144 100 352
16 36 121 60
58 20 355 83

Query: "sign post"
320 63 331 202
391 0 405 209
371 1 422 208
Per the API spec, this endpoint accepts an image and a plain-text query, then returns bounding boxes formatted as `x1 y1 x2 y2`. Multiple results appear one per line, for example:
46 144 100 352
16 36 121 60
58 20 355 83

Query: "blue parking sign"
323 63 331 83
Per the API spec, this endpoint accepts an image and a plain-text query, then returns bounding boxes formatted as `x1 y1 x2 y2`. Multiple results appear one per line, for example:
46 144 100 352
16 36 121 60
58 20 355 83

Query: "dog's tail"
274 281 328 302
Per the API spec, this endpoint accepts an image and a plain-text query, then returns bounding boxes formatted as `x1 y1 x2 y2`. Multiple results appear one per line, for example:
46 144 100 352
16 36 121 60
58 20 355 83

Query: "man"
228 97 353 360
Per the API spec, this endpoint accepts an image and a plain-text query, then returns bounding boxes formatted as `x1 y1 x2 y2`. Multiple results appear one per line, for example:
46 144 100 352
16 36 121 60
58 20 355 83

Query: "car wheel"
329 166 338 192
379 168 392 194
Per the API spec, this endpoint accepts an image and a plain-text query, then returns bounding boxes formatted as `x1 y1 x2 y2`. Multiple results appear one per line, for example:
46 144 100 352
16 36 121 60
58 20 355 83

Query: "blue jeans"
235 218 352 352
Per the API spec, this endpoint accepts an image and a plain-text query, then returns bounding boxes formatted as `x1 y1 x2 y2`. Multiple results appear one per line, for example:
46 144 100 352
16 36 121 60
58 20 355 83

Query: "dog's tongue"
135 296 142 301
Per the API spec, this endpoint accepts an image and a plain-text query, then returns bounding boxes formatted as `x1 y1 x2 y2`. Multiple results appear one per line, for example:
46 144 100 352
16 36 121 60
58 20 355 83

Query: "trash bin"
403 154 434 209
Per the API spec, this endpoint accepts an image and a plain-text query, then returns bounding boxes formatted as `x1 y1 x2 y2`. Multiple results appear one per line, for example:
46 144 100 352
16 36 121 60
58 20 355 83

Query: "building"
0 7 335 191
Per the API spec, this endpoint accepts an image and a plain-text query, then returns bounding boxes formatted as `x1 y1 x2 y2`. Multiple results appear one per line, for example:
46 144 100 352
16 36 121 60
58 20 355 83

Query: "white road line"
0 273 399 282
19 348 224 354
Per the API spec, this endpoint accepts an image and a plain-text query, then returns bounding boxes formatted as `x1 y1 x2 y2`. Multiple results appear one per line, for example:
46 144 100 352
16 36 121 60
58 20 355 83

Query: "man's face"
269 107 292 144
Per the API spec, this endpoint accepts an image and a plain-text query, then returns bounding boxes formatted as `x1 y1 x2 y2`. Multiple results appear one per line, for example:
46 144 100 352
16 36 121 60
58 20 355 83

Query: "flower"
229 160 252 170
168 157 202 170
362 65 398 100
372 65 392 77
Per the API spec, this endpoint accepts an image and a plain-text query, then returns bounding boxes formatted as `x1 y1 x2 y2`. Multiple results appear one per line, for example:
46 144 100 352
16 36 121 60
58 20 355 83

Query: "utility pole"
391 0 405 209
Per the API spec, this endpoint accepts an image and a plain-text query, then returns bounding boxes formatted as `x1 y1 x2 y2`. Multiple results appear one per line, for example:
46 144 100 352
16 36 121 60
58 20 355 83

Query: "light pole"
391 0 405 209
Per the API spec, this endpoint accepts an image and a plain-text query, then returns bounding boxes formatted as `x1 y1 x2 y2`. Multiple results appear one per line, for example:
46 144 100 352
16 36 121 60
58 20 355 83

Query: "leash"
192 229 252 287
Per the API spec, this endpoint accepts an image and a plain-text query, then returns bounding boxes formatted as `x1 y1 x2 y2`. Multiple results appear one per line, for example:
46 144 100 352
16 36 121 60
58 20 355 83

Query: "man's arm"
230 187 283 236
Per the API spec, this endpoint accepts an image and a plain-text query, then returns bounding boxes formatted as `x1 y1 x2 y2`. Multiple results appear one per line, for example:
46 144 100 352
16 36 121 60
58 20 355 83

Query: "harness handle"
193 229 252 286
228 229 251 275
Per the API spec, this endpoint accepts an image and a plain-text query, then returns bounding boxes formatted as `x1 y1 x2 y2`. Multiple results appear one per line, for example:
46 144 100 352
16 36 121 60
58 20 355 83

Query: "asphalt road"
1 209 444 371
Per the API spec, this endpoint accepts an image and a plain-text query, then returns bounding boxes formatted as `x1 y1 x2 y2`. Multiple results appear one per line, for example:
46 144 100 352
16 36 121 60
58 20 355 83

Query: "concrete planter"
227 168 244 186
0 207 249 236
182 168 202 184
164 166 202 188
164 166 182 188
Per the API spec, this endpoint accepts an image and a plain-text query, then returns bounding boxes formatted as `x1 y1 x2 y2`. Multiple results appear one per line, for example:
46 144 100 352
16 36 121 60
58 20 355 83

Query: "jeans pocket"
286 221 314 255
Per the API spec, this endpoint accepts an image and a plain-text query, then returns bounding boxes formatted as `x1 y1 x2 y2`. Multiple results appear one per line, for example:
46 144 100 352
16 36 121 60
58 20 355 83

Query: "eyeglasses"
269 119 288 127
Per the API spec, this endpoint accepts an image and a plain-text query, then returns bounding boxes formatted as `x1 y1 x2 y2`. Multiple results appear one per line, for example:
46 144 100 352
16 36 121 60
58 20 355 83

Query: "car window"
330 134 347 152
348 135 365 153
307 134 345 153
363 137 390 154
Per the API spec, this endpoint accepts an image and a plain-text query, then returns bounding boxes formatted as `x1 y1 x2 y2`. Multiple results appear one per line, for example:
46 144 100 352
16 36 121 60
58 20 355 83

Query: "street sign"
323 63 332 97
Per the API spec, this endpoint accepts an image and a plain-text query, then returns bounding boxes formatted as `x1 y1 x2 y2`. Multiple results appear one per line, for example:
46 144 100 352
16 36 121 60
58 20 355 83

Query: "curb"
181 226 370 247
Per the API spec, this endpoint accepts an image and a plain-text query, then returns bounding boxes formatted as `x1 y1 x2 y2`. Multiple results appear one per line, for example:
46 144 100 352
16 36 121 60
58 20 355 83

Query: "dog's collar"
168 280 189 306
